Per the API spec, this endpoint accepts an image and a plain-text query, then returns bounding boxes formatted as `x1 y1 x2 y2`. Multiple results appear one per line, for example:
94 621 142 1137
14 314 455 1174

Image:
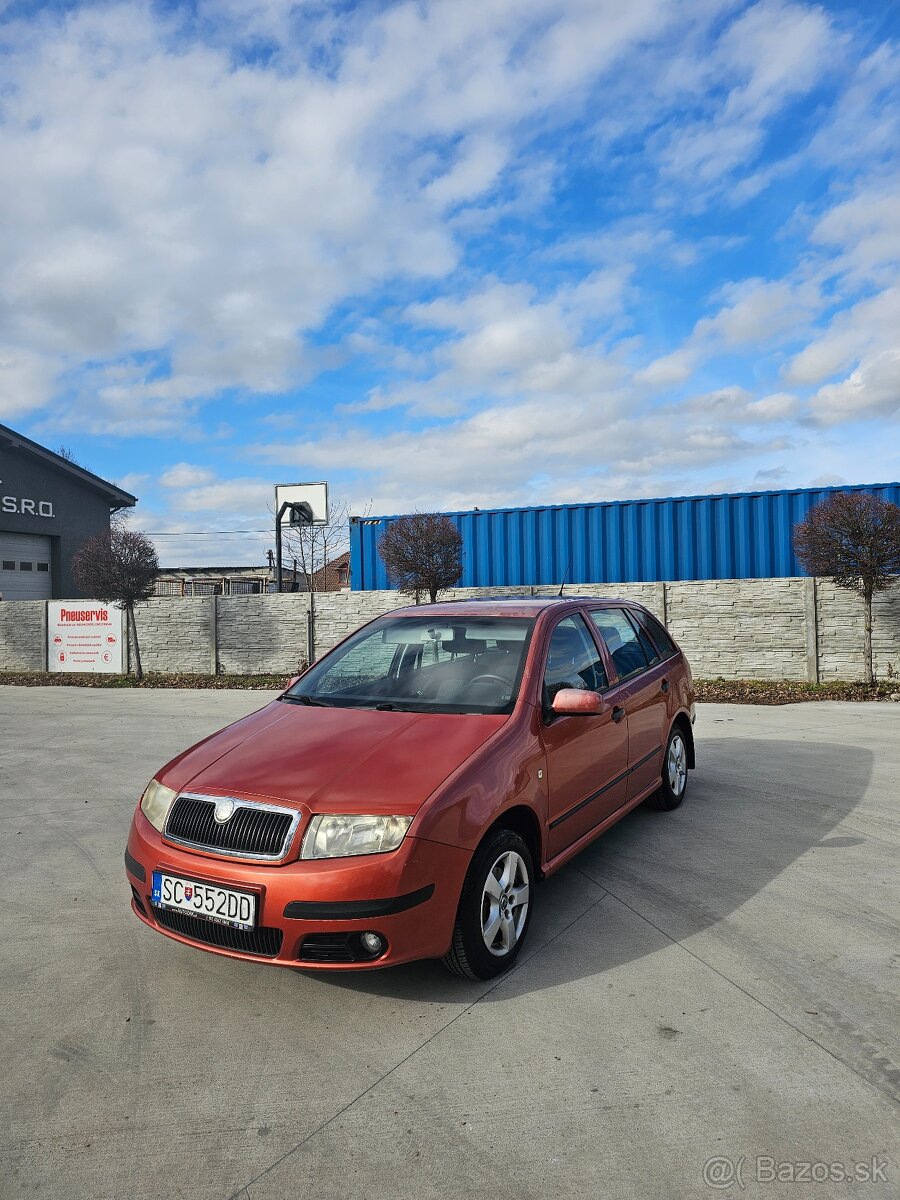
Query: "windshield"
284 614 535 714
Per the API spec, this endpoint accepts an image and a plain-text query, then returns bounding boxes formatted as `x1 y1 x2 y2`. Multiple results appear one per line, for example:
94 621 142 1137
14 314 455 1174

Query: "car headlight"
301 814 412 859
140 778 178 832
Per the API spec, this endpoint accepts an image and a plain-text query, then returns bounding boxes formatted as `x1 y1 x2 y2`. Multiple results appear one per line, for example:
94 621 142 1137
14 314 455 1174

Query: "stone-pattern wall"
0 600 45 670
872 583 900 683
217 593 311 676
2 578 899 681
666 578 810 682
816 579 900 683
132 594 313 676
313 591 408 657
133 597 215 675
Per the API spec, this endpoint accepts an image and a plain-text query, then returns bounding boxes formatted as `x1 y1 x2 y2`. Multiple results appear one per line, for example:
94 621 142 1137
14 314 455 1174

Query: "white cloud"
696 278 820 347
250 381 792 515
810 349 900 426
810 177 900 288
0 0 706 431
635 348 698 387
160 463 217 489
3 0 844 436
636 276 821 389
786 287 900 386
172 479 273 514
806 43 900 173
0 0 897 549
117 472 151 494
746 392 800 421
424 135 509 209
0 347 59 419
654 0 838 199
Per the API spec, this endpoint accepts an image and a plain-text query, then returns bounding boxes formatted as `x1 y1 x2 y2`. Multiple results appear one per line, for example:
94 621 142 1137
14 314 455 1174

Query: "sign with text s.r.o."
48 603 125 673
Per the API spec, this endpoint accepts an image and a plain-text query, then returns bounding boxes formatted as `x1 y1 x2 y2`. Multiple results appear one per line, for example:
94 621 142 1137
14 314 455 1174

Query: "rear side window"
625 611 660 667
636 610 678 660
588 609 648 681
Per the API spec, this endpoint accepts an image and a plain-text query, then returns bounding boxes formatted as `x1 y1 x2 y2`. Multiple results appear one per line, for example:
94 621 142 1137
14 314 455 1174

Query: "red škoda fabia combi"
125 598 696 979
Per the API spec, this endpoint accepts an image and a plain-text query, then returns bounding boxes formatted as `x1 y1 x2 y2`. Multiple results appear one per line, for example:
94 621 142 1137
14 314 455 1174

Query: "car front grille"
153 905 283 957
165 795 297 859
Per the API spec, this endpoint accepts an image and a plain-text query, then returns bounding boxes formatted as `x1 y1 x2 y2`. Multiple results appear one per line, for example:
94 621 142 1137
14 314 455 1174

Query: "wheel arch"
672 711 695 769
488 804 544 877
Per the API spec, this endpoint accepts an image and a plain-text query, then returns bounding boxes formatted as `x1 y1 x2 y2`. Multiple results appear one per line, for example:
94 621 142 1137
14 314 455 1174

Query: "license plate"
151 871 257 930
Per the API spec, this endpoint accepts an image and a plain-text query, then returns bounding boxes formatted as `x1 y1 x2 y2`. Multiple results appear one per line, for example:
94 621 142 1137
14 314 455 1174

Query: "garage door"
0 532 52 601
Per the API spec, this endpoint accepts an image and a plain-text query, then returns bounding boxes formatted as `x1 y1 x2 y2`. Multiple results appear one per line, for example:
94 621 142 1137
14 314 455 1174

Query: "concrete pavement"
0 688 897 1199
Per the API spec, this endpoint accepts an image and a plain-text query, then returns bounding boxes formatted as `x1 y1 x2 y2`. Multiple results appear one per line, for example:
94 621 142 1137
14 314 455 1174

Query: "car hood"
158 699 508 816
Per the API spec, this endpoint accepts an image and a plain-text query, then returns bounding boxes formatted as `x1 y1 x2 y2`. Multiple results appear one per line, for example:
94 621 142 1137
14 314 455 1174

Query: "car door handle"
612 705 625 724
660 678 669 694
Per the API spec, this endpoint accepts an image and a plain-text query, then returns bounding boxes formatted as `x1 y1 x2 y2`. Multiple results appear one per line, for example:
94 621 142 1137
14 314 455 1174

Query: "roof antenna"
557 554 572 597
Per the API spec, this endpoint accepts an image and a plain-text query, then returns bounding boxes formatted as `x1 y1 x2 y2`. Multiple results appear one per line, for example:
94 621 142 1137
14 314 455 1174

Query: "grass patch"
0 672 897 702
695 678 899 704
0 671 290 690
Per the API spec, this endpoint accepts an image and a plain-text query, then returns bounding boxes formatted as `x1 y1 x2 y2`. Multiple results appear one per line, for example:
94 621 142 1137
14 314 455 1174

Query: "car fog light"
360 932 384 956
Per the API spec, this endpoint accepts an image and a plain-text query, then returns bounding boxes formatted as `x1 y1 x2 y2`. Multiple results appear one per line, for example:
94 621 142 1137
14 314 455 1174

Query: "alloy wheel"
667 732 687 797
481 850 530 957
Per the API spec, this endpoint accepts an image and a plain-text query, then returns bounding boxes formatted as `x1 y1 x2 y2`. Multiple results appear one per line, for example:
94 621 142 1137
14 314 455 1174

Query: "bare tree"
378 512 463 603
279 497 364 592
56 445 82 466
72 521 160 680
794 492 900 685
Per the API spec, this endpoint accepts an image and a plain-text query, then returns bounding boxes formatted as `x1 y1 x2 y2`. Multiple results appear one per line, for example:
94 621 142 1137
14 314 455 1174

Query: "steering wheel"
468 673 511 696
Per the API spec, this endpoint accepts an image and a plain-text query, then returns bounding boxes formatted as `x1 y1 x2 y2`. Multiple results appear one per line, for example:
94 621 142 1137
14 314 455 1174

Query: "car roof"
387 596 640 618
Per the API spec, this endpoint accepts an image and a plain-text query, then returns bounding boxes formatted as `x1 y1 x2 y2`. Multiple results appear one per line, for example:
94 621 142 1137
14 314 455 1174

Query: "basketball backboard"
275 482 329 526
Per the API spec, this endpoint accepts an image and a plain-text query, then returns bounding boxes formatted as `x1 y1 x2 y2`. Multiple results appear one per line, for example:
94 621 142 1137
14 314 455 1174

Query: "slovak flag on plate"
184 886 193 900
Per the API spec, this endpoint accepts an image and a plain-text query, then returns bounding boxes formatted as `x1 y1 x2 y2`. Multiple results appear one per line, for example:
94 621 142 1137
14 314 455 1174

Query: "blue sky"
0 0 898 565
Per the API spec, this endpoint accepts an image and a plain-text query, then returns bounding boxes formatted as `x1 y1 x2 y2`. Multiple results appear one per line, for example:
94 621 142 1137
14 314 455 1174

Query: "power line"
149 529 273 536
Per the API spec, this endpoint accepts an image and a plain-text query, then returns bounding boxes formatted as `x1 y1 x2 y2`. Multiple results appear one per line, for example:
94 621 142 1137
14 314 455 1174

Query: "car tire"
442 828 534 981
648 723 689 811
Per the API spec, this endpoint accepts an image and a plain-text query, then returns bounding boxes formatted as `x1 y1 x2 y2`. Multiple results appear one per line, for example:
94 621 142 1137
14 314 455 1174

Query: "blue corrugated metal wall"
349 483 900 589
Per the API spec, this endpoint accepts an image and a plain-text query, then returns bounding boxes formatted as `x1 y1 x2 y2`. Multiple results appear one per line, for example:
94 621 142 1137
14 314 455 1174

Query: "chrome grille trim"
164 793 302 861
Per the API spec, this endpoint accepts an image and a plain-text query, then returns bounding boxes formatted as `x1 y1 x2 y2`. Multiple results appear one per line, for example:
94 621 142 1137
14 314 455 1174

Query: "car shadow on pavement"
308 737 874 1001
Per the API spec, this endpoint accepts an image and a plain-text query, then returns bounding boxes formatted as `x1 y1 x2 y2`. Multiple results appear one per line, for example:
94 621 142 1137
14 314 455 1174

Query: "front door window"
542 616 608 710
540 615 625 857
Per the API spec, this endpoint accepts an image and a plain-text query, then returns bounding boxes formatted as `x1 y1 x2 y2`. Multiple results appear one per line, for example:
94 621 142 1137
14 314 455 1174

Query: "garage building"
0 423 137 601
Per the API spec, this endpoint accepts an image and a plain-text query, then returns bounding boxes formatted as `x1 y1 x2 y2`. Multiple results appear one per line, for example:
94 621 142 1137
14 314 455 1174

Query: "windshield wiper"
282 693 331 706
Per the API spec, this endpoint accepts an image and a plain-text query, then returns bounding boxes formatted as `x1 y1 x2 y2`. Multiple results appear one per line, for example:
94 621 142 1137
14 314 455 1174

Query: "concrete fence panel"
2 578 899 681
313 591 410 658
816 579 900 683
0 600 45 671
666 578 809 682
217 593 311 676
133 596 216 675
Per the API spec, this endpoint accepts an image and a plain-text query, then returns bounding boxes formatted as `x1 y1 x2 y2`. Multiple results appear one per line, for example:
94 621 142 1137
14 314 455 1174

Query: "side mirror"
283 675 302 693
551 688 605 715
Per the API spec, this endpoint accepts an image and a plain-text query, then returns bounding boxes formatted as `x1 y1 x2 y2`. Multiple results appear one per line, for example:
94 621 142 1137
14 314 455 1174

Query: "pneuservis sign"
0 480 55 518
48 603 124 674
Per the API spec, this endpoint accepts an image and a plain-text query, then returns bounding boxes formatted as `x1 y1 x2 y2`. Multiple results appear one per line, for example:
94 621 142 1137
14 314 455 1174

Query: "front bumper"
125 808 470 969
